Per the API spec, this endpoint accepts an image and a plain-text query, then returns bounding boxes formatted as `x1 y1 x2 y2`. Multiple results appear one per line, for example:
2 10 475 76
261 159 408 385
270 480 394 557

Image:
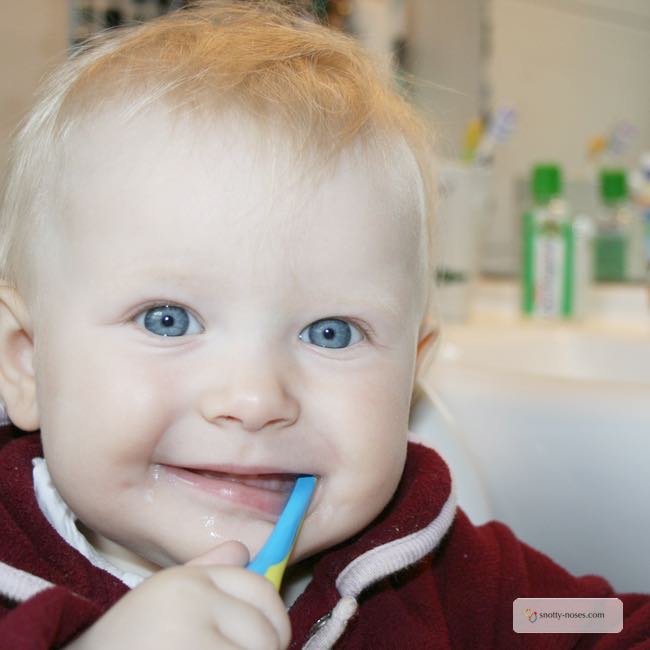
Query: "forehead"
51 107 426 290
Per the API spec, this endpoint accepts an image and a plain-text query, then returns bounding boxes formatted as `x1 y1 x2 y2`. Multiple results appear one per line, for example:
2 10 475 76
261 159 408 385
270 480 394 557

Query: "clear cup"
435 163 494 322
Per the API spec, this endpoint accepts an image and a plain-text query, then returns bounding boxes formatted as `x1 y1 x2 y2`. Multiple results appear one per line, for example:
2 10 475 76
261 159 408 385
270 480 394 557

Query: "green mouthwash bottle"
522 164 575 318
595 169 641 282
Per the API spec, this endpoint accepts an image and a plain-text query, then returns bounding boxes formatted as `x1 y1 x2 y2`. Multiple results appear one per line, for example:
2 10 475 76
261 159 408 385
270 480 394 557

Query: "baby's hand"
66 541 291 650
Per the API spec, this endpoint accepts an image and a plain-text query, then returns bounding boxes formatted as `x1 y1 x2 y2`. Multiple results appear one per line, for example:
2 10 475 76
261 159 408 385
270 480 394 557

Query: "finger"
187 540 250 567
210 587 285 650
206 566 291 649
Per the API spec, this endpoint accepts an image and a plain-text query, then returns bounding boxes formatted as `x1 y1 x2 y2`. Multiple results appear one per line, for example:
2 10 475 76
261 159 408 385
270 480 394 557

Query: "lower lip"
160 466 295 518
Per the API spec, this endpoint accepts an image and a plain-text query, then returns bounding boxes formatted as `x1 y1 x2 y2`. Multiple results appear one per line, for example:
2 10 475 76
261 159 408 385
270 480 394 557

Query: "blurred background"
1 0 648 592
1 0 649 286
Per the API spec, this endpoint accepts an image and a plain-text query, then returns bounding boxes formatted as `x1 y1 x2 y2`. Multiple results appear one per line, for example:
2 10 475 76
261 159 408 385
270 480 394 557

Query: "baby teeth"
195 470 295 492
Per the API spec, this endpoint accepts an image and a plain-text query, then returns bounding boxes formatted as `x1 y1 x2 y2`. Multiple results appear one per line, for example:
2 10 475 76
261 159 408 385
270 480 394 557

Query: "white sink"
420 296 650 593
437 324 650 384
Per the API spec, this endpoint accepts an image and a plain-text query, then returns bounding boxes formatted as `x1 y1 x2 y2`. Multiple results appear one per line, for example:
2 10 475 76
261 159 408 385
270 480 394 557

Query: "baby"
0 3 647 649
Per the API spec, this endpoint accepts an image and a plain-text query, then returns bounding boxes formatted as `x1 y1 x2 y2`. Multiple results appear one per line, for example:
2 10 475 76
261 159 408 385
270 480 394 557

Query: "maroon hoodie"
0 432 648 649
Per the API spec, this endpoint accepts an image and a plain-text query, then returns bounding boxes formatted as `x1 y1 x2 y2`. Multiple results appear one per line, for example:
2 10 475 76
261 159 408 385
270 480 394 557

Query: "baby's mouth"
160 465 299 517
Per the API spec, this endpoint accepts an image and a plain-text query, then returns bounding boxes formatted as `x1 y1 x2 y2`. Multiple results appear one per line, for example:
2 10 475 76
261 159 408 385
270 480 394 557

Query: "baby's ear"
0 284 39 431
415 317 439 378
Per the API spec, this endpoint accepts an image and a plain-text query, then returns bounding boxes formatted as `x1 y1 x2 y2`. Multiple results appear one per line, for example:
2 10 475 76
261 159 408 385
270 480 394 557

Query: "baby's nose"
198 357 299 433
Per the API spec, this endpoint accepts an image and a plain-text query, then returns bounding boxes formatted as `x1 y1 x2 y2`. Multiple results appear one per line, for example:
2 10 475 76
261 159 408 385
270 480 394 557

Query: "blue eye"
299 318 363 349
136 305 202 337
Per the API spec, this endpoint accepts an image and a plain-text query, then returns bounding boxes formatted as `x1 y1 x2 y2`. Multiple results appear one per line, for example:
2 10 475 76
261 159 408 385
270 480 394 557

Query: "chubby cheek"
296 364 412 558
34 331 182 512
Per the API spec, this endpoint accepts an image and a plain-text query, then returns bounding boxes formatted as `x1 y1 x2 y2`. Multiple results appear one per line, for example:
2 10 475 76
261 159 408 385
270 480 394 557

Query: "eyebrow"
314 292 405 320
118 265 411 317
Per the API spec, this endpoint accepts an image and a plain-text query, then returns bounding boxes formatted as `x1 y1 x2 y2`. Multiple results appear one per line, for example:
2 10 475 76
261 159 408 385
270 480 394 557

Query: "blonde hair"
0 0 436 296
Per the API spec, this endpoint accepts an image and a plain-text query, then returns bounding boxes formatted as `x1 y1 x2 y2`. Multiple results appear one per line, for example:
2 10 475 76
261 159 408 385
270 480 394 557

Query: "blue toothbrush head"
246 475 316 589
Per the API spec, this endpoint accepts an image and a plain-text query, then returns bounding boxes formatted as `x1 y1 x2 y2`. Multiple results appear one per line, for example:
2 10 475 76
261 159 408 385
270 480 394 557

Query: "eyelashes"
298 318 363 349
134 305 203 337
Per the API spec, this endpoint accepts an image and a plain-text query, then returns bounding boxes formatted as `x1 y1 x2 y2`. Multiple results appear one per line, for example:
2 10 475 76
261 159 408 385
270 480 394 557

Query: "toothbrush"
246 475 316 590
474 107 517 167
461 117 484 164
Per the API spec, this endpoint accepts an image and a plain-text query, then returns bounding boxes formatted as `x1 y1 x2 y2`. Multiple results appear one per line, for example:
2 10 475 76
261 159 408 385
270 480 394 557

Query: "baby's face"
30 109 427 568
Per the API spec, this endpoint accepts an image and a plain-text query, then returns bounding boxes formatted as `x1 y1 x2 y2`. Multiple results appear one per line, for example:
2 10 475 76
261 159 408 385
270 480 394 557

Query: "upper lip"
161 465 312 498
161 463 306 477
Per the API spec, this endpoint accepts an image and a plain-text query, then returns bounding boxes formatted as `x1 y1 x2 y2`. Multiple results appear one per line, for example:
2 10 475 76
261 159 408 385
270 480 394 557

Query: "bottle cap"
531 164 562 204
600 169 628 202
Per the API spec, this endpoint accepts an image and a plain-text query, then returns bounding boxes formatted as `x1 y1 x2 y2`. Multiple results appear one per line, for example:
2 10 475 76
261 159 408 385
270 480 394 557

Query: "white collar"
32 457 150 589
